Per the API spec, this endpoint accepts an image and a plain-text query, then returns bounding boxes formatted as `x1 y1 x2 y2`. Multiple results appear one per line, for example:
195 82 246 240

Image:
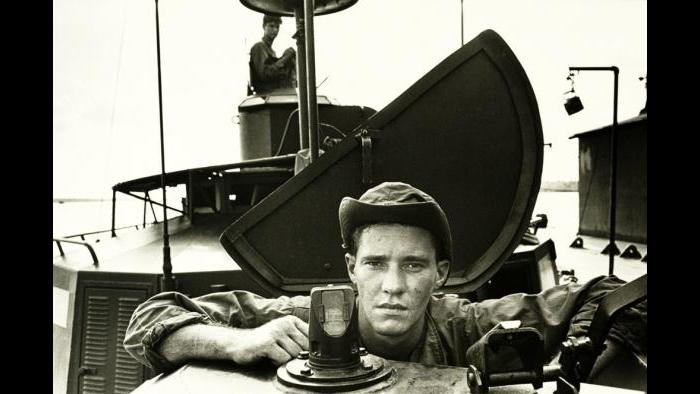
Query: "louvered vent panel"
114 296 145 394
78 287 149 394
81 376 106 394
81 295 109 394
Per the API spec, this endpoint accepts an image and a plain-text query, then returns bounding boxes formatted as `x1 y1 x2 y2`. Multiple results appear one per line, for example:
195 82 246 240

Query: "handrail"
53 238 99 267
120 191 184 215
111 153 297 193
63 224 143 240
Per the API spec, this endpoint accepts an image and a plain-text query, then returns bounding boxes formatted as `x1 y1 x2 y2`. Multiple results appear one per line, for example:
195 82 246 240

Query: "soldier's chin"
371 320 408 337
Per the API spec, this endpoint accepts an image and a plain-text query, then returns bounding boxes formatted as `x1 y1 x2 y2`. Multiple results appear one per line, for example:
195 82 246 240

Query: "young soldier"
125 182 645 372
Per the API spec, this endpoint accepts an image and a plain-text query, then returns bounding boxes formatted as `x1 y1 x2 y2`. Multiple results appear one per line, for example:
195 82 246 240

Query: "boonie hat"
338 182 453 266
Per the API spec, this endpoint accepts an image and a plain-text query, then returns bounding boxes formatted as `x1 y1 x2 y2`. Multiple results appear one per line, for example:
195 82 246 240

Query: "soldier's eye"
363 261 383 269
403 263 425 272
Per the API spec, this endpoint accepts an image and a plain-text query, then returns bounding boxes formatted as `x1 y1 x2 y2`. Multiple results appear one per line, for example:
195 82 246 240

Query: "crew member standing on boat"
249 14 296 95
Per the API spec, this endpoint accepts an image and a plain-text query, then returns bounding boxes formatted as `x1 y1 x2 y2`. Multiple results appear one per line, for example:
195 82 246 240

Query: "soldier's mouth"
376 303 408 310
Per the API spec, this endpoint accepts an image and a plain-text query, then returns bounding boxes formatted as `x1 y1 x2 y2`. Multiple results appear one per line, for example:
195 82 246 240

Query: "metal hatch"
220 29 543 296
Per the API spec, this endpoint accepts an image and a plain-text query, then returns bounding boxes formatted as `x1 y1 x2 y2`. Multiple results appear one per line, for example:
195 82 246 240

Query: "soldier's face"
263 22 279 40
346 224 449 339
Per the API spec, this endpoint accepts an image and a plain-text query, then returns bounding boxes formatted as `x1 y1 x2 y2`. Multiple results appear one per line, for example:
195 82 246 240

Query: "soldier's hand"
283 47 296 59
228 315 309 366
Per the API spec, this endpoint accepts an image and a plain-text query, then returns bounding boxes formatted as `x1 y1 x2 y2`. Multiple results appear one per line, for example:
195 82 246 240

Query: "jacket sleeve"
123 290 310 372
451 275 646 360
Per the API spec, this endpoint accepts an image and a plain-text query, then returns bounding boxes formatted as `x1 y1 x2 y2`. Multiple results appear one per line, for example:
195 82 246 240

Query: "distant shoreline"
53 198 108 203
540 181 578 193
540 188 578 192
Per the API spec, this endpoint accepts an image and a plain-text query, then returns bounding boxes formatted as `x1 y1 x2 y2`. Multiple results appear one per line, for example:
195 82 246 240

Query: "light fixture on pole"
564 66 620 276
563 71 583 115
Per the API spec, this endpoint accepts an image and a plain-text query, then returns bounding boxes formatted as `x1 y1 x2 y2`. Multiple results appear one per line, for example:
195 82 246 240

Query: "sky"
53 0 647 199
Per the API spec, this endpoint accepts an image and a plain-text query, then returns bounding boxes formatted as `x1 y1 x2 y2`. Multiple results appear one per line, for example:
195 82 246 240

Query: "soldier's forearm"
156 323 242 367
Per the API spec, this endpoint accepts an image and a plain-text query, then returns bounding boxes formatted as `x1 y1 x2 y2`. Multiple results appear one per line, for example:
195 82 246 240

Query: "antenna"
154 0 176 292
317 75 329 89
460 0 464 46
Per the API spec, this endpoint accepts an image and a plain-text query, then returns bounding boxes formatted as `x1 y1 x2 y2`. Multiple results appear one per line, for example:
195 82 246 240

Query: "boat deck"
537 229 646 285
530 191 646 285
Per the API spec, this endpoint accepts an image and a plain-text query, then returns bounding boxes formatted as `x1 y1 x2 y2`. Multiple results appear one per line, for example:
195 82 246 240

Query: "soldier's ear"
434 260 450 289
345 253 357 284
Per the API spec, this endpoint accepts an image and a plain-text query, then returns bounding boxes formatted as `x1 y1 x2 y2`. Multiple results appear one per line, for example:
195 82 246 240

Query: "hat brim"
339 197 453 264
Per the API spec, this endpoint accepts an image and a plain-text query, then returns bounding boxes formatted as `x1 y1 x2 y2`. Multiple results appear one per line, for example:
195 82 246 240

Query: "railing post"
55 240 65 256
143 192 147 227
294 7 310 151
303 0 320 162
145 191 159 223
53 238 99 267
111 189 117 237
187 170 194 221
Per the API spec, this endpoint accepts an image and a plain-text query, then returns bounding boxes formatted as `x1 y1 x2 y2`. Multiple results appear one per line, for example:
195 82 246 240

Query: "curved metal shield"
221 30 543 296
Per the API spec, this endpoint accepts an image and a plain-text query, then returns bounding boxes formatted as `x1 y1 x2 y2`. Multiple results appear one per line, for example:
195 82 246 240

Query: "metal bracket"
466 365 486 394
465 321 547 391
559 269 578 284
357 128 382 184
77 366 98 376
569 237 584 248
529 214 548 235
620 245 642 259
601 242 620 256
555 376 579 394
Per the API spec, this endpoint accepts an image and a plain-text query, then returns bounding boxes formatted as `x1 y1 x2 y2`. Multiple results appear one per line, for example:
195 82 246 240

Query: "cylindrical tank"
237 90 376 160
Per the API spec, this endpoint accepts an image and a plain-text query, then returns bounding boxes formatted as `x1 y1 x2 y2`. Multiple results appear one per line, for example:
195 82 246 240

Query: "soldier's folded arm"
456 274 646 362
123 290 310 374
250 44 290 81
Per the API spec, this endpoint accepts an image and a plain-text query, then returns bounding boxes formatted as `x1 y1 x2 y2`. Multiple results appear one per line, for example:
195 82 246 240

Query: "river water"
53 190 578 241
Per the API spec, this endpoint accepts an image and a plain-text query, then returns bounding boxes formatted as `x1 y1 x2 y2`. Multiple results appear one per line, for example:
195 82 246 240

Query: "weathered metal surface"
129 359 580 393
220 29 543 296
131 360 473 393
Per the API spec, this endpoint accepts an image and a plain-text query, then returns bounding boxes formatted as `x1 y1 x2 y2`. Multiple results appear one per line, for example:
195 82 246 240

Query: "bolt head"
300 367 313 376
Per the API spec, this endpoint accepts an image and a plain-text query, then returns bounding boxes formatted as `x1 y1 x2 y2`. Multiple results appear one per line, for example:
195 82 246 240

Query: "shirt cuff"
141 312 212 374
